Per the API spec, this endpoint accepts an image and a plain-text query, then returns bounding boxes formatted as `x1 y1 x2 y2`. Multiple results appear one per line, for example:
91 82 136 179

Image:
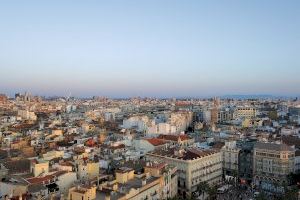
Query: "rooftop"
147 147 218 160
157 134 192 142
254 142 294 152
145 138 167 146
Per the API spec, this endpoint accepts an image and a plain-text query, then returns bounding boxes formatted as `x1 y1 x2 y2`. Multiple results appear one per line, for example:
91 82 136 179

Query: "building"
221 141 241 181
144 162 178 199
289 106 300 116
77 161 100 181
238 141 255 184
157 134 194 147
234 107 257 119
146 147 222 197
147 122 177 135
31 159 49 177
218 108 234 123
253 142 295 193
122 115 151 132
69 185 97 200
0 176 48 199
0 94 7 103
133 138 168 154
17 110 37 121
210 107 219 125
98 167 163 200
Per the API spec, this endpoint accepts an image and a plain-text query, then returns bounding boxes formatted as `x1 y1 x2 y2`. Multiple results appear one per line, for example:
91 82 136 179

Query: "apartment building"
221 141 241 180
238 141 255 184
234 107 257 119
98 167 163 200
253 142 295 193
146 147 222 197
217 108 234 123
144 162 178 199
77 161 100 181
69 185 97 200
157 134 194 147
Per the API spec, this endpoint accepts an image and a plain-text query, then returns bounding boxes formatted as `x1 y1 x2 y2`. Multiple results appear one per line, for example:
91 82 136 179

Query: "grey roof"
254 142 294 151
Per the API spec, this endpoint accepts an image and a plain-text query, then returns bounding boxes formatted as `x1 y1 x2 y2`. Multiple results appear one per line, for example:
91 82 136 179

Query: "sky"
0 0 299 98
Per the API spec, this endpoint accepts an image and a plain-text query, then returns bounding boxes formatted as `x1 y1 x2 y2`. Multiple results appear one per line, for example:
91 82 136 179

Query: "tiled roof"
148 147 218 160
158 134 191 141
145 138 167 146
108 144 125 150
26 170 68 184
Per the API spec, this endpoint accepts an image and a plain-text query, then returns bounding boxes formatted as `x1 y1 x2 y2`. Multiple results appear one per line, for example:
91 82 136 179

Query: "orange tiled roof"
158 134 191 141
26 171 67 184
145 138 167 146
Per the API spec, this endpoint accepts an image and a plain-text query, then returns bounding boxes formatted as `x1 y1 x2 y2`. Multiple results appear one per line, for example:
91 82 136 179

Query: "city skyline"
2 92 300 100
1 1 299 97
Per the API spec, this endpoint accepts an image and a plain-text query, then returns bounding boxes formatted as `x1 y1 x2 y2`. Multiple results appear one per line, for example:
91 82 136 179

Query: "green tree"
268 110 278 120
287 172 300 185
197 181 210 199
207 185 217 200
256 191 268 200
283 185 299 200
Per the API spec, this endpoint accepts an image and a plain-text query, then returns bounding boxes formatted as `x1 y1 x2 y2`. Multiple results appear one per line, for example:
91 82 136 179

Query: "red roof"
85 138 96 147
26 175 53 184
158 134 191 141
179 134 191 141
109 144 125 149
26 171 67 184
145 138 167 146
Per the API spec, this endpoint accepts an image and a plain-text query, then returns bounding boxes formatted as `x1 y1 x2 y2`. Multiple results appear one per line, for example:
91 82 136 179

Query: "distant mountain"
220 94 294 100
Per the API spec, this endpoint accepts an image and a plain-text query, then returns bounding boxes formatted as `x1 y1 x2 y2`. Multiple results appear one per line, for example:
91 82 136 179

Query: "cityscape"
1 1 300 200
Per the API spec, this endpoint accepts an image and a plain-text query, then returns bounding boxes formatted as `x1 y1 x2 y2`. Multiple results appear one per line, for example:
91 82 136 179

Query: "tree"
287 172 300 185
268 110 278 120
283 185 299 200
256 191 268 200
207 185 217 200
197 181 210 198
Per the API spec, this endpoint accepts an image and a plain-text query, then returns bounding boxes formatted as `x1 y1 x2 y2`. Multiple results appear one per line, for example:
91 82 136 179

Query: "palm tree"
256 191 268 200
197 181 210 200
207 185 217 200
283 185 299 200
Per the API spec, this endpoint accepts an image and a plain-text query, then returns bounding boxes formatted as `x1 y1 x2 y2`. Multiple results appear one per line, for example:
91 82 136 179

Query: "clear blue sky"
0 0 299 98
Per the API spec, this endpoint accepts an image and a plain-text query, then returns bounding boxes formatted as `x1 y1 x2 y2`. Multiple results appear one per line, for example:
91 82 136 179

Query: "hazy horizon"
1 1 299 97
2 91 300 99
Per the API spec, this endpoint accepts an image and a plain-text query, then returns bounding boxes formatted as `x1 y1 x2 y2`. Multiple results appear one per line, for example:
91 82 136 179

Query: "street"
217 186 253 200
